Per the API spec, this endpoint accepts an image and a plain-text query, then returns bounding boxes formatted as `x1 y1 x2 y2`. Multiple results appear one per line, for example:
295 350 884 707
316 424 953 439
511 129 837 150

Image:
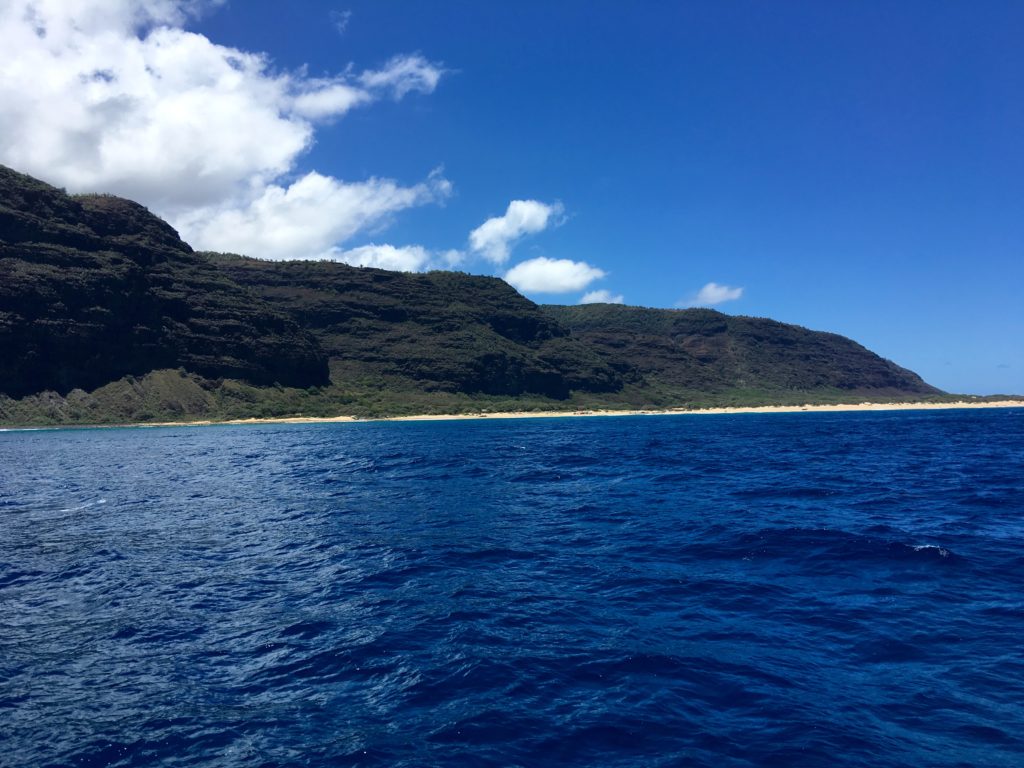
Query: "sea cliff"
1 164 957 427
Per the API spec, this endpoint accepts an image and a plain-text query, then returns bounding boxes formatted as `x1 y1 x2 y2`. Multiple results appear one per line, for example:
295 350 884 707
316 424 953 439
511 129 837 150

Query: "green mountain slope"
205 253 623 399
0 166 329 397
543 304 940 400
0 164 948 425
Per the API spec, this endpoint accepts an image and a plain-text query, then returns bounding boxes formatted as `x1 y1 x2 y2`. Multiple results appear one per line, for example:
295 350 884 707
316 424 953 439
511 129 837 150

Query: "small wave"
853 634 928 664
700 527 961 568
912 544 951 558
0 568 44 589
731 485 839 499
57 498 108 513
279 619 334 641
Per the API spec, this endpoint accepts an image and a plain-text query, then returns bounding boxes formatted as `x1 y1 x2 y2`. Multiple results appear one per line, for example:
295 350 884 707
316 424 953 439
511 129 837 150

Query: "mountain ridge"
542 303 937 398
0 164 947 425
0 165 329 398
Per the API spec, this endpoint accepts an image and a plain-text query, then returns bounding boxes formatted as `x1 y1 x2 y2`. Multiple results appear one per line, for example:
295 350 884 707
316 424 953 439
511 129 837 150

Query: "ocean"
2 409 1023 767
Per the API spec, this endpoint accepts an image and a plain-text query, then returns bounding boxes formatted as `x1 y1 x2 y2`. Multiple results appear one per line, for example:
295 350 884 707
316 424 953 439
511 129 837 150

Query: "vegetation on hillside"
0 368 972 429
0 164 963 427
206 253 622 399
0 166 328 398
543 303 940 401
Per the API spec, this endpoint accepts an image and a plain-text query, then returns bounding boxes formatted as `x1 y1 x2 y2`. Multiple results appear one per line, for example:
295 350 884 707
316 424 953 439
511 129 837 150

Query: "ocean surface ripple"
2 409 1023 767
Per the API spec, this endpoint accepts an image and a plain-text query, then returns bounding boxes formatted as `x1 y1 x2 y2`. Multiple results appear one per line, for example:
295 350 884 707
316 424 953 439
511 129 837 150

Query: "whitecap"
913 544 951 558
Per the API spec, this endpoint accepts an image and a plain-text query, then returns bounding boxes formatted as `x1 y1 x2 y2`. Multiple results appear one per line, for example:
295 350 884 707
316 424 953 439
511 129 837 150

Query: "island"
1 165 1017 427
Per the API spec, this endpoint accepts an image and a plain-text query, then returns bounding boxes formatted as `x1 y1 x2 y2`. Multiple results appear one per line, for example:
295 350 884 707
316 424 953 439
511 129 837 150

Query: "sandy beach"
118 399 1024 430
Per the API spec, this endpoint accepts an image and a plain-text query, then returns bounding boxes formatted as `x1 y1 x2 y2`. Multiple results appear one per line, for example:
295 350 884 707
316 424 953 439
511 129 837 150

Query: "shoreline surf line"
3 399 1022 432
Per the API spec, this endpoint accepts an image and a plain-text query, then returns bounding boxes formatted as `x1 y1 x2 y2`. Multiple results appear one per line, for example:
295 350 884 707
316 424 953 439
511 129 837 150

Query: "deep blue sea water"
2 409 1023 767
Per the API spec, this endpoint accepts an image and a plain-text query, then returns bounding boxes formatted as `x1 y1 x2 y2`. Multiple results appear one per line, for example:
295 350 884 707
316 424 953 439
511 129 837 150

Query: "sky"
1 0 1021 394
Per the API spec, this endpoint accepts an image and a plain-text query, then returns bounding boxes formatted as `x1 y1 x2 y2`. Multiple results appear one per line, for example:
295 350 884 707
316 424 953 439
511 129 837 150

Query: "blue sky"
1 1 1020 394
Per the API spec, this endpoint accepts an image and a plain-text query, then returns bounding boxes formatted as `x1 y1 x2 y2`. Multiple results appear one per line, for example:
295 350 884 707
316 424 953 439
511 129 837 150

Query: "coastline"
97 398 1024 430
3 400 1021 433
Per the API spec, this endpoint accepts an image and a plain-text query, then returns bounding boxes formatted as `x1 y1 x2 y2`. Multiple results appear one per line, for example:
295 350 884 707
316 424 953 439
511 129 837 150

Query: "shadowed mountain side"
542 304 941 397
0 166 329 397
1 164 948 425
204 254 623 399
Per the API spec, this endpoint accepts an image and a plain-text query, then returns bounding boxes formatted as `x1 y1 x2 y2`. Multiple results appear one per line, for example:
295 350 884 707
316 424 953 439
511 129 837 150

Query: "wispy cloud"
330 9 352 35
505 257 605 294
359 54 446 99
677 282 744 308
469 200 564 264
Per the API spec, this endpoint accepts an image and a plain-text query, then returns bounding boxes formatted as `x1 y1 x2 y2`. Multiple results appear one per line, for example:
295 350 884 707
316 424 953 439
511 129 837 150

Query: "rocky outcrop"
0 164 942 413
206 254 624 399
0 166 329 397
543 304 940 397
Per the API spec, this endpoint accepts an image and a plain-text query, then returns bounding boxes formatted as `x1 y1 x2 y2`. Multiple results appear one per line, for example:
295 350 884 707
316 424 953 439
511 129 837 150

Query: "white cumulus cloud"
332 244 432 272
0 0 447 260
504 257 606 294
580 289 624 305
178 170 450 260
316 244 462 272
291 83 372 120
679 282 745 307
468 200 564 264
438 249 466 267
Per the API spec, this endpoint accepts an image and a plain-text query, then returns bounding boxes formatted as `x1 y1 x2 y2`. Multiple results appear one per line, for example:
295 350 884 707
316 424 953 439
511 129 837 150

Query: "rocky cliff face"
1 164 943 415
206 254 624 399
0 166 329 397
543 304 941 397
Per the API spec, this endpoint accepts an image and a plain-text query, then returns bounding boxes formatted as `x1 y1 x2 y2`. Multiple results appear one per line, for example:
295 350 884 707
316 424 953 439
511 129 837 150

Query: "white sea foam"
913 544 951 558
58 499 108 513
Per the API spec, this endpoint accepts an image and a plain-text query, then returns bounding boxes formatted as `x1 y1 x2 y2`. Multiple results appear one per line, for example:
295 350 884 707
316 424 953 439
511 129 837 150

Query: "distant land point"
1 165 1018 428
